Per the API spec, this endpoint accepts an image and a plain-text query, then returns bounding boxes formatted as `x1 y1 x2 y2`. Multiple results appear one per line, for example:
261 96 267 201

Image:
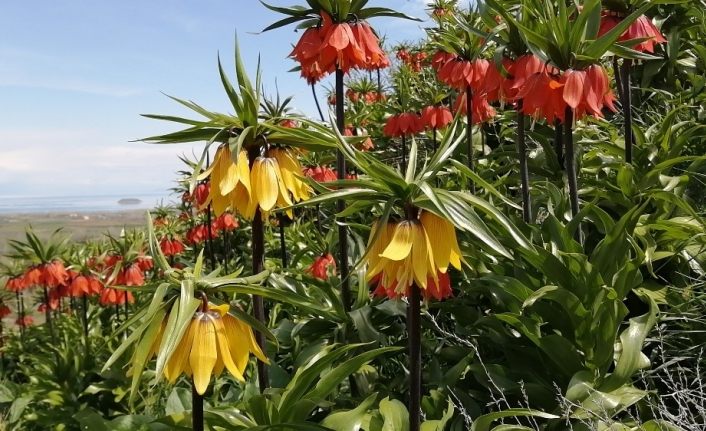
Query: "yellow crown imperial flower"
364 210 462 295
205 145 254 218
205 145 309 220
159 303 269 395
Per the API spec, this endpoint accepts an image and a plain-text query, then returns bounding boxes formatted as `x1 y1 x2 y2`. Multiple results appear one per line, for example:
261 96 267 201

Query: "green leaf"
320 393 377 431
471 409 559 431
379 397 409 431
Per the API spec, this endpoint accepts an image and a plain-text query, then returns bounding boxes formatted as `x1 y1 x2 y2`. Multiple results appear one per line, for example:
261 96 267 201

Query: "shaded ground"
0 210 148 254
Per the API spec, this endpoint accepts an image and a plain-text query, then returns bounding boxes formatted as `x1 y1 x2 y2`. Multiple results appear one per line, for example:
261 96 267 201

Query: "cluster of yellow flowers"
364 211 462 293
205 145 310 219
151 303 268 395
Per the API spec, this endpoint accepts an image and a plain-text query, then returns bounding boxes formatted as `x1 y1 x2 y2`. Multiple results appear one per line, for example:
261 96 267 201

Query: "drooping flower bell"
68 274 103 297
599 14 666 54
192 182 210 209
383 113 424 138
308 253 336 280
290 12 389 83
207 145 309 219
561 66 617 120
304 165 338 183
160 237 186 257
206 145 253 218
436 57 502 99
215 213 239 232
99 287 134 306
420 105 453 130
39 260 69 288
4 276 26 292
364 211 462 296
117 263 145 287
21 266 41 288
160 303 269 395
251 148 310 217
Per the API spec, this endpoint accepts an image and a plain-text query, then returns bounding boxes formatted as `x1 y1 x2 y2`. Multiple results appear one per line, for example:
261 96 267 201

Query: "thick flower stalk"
158 303 269 395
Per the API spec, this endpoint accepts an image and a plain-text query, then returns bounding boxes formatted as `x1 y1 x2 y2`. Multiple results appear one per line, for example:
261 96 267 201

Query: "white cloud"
0 128 197 196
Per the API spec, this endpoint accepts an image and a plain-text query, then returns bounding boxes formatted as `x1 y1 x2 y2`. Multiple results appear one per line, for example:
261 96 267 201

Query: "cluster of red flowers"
502 54 616 123
420 105 453 130
397 49 428 72
435 55 502 97
185 213 238 245
372 272 452 301
304 165 338 182
599 13 666 54
383 112 424 137
99 254 152 306
346 89 386 104
160 237 186 257
383 105 455 138
308 253 336 280
3 255 147 314
290 12 389 83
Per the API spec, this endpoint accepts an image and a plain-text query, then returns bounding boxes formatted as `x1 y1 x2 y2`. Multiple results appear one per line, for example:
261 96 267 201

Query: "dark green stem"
248 147 269 393
401 135 407 168
312 84 325 122
408 283 422 431
335 67 352 312
43 286 55 343
517 103 531 223
621 59 633 164
564 108 583 244
554 120 564 169
192 382 204 431
82 295 89 339
613 56 623 101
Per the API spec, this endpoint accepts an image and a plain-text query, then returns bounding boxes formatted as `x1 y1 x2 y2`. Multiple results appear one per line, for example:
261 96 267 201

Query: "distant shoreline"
0 193 171 215
0 209 150 253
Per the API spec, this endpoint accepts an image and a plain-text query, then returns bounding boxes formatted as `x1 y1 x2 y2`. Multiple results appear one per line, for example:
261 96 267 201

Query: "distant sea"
0 193 172 214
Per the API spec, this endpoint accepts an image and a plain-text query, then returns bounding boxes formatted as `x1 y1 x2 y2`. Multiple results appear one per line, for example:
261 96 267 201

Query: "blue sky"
0 1 428 198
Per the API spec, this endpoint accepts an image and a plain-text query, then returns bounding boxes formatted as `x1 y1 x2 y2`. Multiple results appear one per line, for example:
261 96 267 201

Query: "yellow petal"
380 221 414 261
252 157 279 211
411 223 430 289
215 316 245 381
212 189 230 216
223 314 251 372
148 319 167 360
189 318 218 395
237 151 252 195
164 317 196 383
220 161 240 195
237 319 269 364
419 211 451 272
